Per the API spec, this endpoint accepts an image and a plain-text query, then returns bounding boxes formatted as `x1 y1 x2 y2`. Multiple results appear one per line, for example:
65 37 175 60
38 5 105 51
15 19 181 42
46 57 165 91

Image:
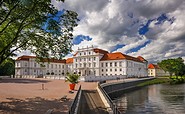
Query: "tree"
173 57 185 77
0 58 15 76
158 57 185 78
0 0 79 65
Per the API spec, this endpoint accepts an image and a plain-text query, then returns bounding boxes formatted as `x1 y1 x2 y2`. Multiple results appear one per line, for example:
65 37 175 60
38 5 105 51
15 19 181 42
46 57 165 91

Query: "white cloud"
52 0 185 63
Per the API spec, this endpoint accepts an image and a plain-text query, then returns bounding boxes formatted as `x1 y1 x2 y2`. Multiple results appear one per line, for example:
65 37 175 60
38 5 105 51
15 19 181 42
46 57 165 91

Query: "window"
106 63 108 67
119 62 122 67
84 63 86 67
102 69 104 72
89 58 91 61
62 65 64 69
80 58 81 62
102 74 104 76
25 69 27 72
120 68 122 71
93 62 96 67
76 64 78 68
34 69 36 72
80 53 81 56
89 63 91 67
76 59 78 62
94 57 96 61
34 63 37 67
115 62 117 67
80 63 82 67
59 65 61 68
101 63 103 67
89 52 91 55
51 64 53 68
89 71 91 74
110 69 112 71
94 70 96 75
115 69 117 71
106 69 108 71
110 62 112 67
84 58 86 61
25 63 27 67
59 70 61 72
55 65 57 68
84 52 86 55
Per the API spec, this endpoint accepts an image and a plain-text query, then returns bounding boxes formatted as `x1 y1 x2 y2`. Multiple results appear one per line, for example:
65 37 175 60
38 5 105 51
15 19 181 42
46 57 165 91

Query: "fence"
97 83 121 114
68 85 82 114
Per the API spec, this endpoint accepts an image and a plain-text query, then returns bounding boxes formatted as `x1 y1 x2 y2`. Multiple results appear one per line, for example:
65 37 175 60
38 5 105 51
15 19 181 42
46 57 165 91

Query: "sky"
20 0 185 63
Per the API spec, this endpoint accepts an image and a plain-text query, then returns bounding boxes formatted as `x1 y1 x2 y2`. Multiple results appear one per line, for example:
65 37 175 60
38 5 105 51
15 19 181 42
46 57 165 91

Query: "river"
113 84 185 114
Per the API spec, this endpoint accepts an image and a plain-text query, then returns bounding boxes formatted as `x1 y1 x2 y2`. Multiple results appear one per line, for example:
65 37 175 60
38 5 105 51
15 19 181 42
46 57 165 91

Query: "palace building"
15 46 148 80
148 63 170 77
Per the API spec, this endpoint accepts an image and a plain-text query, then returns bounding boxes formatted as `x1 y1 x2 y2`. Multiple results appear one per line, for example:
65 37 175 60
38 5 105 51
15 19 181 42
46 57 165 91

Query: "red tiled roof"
93 48 109 54
137 56 147 62
66 58 73 64
16 55 36 61
100 52 144 62
42 58 66 63
148 63 160 69
73 52 78 56
16 55 66 63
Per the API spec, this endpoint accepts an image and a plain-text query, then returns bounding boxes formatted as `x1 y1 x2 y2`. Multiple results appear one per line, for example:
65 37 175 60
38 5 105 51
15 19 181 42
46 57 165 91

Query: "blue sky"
18 0 185 63
51 0 185 63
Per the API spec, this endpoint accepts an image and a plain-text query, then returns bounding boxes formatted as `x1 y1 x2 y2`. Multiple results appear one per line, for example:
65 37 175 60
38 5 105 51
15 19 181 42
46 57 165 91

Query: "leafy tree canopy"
158 57 185 76
0 58 15 76
0 0 79 65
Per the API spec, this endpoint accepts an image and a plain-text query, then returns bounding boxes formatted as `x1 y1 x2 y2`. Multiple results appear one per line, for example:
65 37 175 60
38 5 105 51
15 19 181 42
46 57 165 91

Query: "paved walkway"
78 90 108 114
0 78 97 114
0 77 149 114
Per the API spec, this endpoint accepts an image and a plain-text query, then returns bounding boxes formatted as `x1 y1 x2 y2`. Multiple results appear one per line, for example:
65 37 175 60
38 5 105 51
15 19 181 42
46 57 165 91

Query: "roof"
100 52 144 62
16 55 66 63
93 48 109 55
66 58 73 64
148 64 160 69
16 55 36 61
137 56 147 62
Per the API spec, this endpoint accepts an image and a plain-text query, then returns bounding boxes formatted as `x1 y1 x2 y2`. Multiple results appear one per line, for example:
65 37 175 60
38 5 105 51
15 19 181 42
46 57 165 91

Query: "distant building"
148 63 170 77
15 46 148 80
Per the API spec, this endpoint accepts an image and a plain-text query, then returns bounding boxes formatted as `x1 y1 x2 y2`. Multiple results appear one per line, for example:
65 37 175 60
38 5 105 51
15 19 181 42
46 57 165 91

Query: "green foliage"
137 78 170 87
0 58 15 76
0 0 79 65
158 57 185 77
65 73 80 84
169 76 185 84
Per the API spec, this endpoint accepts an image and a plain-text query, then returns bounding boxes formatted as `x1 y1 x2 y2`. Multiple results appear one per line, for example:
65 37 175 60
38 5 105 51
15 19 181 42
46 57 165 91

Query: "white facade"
148 64 170 77
15 56 66 77
15 47 148 79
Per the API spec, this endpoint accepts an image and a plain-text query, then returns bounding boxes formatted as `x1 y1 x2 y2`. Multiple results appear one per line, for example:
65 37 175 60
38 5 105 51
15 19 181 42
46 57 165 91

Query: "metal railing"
69 85 82 114
98 83 122 114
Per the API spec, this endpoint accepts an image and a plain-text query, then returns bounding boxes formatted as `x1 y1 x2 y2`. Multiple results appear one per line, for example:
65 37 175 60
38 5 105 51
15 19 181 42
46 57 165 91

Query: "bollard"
42 84 44 90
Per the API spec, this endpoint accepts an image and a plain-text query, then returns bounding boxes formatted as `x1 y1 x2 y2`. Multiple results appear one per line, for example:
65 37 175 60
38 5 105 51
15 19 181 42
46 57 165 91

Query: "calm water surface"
113 84 185 114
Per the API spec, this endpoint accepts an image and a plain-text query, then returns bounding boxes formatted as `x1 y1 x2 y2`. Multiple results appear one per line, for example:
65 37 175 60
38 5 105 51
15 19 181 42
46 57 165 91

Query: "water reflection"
113 84 185 114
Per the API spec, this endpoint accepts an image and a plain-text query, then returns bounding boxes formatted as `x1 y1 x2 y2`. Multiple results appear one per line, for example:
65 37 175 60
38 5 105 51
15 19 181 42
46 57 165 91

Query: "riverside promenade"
0 77 151 114
0 78 97 114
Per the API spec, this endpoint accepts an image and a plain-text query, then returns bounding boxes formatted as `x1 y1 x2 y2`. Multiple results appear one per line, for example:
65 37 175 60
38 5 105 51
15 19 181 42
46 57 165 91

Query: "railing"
98 83 122 114
69 85 82 114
